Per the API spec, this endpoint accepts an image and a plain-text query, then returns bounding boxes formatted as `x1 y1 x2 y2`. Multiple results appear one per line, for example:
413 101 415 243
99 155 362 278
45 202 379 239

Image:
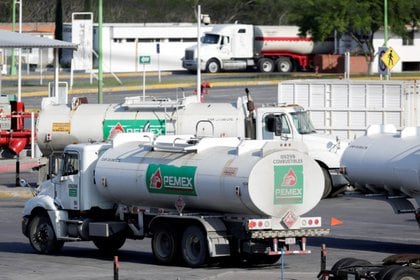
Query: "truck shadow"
0 242 282 269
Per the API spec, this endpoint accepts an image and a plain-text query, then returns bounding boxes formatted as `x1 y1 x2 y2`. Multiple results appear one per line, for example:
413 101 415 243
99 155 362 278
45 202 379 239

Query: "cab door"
56 151 80 210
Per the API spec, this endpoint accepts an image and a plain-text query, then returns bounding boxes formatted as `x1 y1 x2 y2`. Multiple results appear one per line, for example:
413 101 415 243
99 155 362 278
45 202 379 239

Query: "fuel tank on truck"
341 125 420 198
37 96 245 156
254 25 334 55
94 136 324 218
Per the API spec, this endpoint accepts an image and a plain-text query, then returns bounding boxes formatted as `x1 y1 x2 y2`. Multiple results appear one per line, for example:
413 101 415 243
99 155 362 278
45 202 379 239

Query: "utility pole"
196 5 201 103
10 0 16 75
384 0 389 80
17 0 22 102
98 0 103 104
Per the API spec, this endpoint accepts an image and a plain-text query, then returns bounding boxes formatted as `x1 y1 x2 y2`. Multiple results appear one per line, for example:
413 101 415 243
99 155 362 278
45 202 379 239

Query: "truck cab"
254 104 348 197
182 24 254 73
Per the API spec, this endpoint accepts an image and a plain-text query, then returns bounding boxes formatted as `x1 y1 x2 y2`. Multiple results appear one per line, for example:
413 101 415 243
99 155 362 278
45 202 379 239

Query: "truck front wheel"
29 214 64 254
181 225 208 267
206 59 220 73
276 57 294 72
152 225 179 265
258 58 274 73
321 167 333 199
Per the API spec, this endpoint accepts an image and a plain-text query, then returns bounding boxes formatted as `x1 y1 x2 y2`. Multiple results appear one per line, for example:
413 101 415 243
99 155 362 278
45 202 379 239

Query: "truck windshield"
202 34 220 44
290 111 316 134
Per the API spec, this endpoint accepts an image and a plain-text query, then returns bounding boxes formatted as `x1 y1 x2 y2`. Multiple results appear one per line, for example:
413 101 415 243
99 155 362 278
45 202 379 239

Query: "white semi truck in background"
318 124 420 279
37 90 348 198
22 133 329 267
182 24 334 73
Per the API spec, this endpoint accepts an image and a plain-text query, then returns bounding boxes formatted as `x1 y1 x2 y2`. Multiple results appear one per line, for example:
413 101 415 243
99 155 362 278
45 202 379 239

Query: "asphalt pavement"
0 156 41 199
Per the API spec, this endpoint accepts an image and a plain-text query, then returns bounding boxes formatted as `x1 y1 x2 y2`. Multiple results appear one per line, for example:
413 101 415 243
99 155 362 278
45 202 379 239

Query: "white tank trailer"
95 137 323 217
36 96 245 156
324 125 420 280
253 25 334 55
22 134 329 267
341 125 420 197
341 125 420 224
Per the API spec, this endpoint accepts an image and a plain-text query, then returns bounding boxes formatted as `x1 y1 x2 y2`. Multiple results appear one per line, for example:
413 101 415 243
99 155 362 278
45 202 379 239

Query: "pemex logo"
274 165 303 205
150 168 162 189
146 164 197 196
108 123 125 139
281 168 297 187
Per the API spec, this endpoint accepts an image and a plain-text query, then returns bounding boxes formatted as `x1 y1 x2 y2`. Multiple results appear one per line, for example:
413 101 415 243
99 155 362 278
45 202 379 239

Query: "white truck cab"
254 104 348 197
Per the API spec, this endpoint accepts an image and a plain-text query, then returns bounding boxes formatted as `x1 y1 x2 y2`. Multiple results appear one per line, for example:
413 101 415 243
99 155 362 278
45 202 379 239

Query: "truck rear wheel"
206 59 220 73
181 225 208 267
29 214 64 254
258 58 274 73
376 265 420 280
152 225 179 265
276 57 294 73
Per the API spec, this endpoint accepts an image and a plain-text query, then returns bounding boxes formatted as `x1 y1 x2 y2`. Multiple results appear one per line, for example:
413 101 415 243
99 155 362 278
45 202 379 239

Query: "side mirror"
265 115 283 136
274 116 283 136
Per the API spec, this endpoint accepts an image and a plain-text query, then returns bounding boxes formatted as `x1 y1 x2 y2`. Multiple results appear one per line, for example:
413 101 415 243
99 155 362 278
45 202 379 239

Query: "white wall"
63 23 213 73
372 30 420 73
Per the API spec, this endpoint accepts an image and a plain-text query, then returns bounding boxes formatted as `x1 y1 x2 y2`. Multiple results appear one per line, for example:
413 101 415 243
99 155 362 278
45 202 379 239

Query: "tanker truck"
182 24 334 73
37 92 348 198
318 124 420 279
22 133 330 267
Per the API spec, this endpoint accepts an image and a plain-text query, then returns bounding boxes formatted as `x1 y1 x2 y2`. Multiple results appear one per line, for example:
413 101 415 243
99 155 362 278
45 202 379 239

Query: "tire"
92 233 126 255
376 265 420 280
321 167 333 199
29 215 64 254
181 225 208 267
206 59 220 73
258 58 274 73
276 57 294 73
331 258 371 276
151 225 179 265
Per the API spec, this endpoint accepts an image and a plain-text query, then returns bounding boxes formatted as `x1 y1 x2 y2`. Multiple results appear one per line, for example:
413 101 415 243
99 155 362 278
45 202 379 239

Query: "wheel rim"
186 235 202 259
279 62 290 72
208 61 218 73
155 231 173 259
263 62 273 72
32 222 54 252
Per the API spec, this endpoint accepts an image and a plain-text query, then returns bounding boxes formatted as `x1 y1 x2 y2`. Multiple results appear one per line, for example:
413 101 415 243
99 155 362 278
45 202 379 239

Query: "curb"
0 187 33 199
20 79 279 98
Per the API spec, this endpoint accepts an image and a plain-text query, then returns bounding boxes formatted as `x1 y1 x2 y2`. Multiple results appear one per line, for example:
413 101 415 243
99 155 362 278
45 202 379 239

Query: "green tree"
287 0 420 63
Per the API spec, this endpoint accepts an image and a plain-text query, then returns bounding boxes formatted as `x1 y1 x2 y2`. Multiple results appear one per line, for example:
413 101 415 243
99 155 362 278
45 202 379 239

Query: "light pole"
196 5 210 103
10 0 16 75
98 0 103 104
384 0 389 80
383 0 388 48
196 5 201 103
17 0 22 102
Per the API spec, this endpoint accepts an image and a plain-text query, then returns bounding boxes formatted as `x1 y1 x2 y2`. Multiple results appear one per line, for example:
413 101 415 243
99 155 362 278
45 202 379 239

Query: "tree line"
0 0 290 25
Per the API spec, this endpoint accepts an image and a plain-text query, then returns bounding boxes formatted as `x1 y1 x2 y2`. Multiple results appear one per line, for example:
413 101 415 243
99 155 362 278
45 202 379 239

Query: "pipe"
8 137 28 154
